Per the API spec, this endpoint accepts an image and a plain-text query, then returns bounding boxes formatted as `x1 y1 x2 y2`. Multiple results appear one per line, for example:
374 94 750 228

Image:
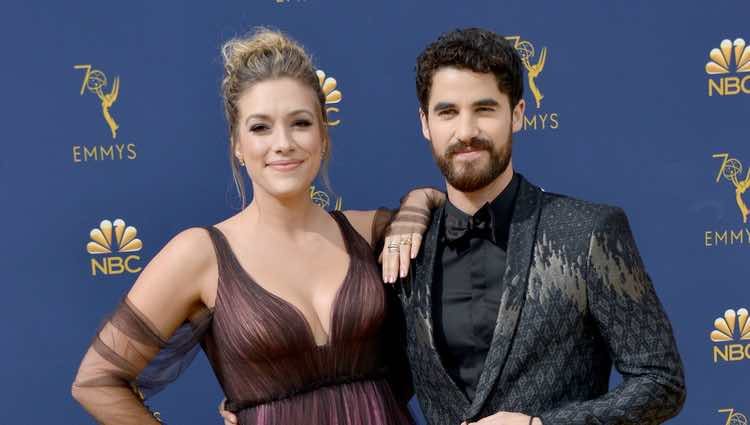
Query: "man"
223 27 686 425
396 27 685 425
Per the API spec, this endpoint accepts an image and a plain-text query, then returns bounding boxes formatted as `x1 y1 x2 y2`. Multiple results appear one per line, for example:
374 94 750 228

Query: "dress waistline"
224 366 390 412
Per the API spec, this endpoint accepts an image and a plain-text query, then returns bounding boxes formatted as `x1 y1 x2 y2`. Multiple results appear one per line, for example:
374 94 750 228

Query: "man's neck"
446 166 515 216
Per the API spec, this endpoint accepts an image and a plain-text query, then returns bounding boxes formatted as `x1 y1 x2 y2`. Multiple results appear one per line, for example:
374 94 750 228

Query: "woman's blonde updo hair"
221 27 329 208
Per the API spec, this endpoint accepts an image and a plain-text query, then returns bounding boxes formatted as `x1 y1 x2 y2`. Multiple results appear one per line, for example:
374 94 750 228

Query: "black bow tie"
444 204 496 244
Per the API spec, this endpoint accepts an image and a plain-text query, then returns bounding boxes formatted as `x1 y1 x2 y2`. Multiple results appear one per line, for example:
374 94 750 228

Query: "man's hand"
462 411 543 425
218 398 237 425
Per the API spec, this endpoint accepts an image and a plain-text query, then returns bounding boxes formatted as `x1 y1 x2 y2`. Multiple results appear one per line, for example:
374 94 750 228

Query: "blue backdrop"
2 0 749 423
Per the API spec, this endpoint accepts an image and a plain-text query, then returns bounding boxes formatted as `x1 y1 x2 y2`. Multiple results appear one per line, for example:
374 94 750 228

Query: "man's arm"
539 208 686 424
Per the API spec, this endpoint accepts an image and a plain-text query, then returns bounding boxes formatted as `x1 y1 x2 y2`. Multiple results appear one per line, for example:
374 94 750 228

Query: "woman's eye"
250 124 269 133
293 120 312 128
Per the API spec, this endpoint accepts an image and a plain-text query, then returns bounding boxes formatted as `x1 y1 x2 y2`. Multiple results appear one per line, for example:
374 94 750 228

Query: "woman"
71 28 440 424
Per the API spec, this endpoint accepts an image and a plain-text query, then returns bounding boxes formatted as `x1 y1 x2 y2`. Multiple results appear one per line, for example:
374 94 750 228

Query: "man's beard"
432 134 512 192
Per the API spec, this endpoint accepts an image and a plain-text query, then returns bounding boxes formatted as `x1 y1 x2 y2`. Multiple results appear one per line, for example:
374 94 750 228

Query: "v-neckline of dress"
210 211 354 348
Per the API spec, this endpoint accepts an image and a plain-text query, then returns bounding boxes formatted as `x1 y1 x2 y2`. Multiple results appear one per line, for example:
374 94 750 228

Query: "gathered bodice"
200 211 412 424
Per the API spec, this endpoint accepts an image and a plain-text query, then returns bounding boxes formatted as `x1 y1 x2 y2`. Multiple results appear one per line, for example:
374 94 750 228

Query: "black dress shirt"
433 173 520 401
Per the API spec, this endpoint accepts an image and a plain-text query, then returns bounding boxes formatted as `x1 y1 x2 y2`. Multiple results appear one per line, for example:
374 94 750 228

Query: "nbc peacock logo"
711 308 750 363
706 38 750 96
87 219 143 276
316 69 342 127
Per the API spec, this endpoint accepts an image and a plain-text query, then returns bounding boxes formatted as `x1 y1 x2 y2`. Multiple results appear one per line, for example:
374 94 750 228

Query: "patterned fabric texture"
396 175 686 425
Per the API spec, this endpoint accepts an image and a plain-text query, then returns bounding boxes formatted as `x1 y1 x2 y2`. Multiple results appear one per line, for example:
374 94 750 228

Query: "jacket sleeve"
539 208 686 425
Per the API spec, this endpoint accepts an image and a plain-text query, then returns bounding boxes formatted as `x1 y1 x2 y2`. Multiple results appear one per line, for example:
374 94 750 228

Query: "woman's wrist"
403 187 444 210
425 187 446 209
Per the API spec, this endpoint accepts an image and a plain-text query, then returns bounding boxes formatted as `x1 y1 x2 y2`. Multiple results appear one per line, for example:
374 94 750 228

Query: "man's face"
420 67 525 192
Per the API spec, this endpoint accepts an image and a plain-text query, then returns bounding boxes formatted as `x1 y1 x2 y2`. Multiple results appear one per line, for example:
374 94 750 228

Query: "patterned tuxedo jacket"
394 175 686 424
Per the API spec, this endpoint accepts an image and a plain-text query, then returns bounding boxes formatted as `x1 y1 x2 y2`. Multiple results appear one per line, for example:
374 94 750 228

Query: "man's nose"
456 114 479 143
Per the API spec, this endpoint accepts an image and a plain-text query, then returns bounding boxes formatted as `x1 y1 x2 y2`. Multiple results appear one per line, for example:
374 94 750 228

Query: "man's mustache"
445 137 493 158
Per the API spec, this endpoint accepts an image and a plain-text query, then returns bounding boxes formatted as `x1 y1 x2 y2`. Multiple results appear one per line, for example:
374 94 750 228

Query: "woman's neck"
243 188 323 239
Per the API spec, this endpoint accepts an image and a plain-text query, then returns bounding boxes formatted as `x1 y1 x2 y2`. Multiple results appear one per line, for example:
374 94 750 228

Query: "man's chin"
447 172 493 192
446 163 510 192
449 155 488 171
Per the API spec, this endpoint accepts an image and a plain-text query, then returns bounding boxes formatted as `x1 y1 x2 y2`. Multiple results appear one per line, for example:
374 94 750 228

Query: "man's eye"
477 107 495 112
438 110 456 117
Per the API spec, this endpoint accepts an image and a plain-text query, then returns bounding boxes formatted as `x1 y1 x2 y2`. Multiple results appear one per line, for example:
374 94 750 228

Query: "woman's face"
234 77 326 202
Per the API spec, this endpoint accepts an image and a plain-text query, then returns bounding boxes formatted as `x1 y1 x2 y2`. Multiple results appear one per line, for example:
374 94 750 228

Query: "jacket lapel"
408 204 471 408
467 176 543 418
410 203 443 334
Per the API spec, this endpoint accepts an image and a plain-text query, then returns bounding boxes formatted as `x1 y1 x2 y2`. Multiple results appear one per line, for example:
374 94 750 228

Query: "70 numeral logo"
719 408 747 425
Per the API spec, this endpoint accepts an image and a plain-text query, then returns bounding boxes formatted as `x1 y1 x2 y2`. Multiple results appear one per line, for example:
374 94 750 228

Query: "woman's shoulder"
126 225 220 322
341 210 377 246
166 226 216 262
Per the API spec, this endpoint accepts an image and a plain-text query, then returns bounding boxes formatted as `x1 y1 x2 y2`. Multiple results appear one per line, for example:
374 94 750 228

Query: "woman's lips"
267 159 304 171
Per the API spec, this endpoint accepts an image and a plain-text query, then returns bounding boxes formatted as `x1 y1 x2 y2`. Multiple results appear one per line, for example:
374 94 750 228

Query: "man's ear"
511 99 526 133
419 108 431 141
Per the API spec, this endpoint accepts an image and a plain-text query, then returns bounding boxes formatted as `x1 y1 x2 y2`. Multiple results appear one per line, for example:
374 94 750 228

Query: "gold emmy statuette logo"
310 185 342 211
316 70 342 126
706 38 750 96
74 64 120 138
711 308 750 363
718 409 748 425
87 219 143 276
504 36 557 131
505 36 547 109
713 153 750 224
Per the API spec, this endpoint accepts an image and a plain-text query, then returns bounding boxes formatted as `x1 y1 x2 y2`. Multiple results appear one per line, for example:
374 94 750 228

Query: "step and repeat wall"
2 0 748 423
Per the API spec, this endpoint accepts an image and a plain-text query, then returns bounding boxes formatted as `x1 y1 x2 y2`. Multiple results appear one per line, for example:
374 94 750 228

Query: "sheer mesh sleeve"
371 187 446 255
372 207 397 255
71 296 212 424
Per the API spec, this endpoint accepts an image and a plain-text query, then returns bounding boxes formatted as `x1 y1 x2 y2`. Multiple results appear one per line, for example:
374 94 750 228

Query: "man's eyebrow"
473 98 500 107
432 102 455 112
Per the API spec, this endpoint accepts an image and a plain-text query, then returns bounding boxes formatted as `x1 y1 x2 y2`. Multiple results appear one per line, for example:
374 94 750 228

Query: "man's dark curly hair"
416 28 524 115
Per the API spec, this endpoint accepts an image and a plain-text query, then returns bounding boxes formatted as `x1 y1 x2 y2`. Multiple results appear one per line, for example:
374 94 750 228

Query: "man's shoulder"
537 189 623 227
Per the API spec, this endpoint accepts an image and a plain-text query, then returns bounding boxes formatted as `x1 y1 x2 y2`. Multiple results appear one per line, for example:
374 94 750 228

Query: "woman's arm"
343 187 445 283
71 227 217 424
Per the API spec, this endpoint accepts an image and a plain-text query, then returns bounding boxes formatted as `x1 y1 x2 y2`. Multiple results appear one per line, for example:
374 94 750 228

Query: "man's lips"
266 159 304 171
451 148 486 160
